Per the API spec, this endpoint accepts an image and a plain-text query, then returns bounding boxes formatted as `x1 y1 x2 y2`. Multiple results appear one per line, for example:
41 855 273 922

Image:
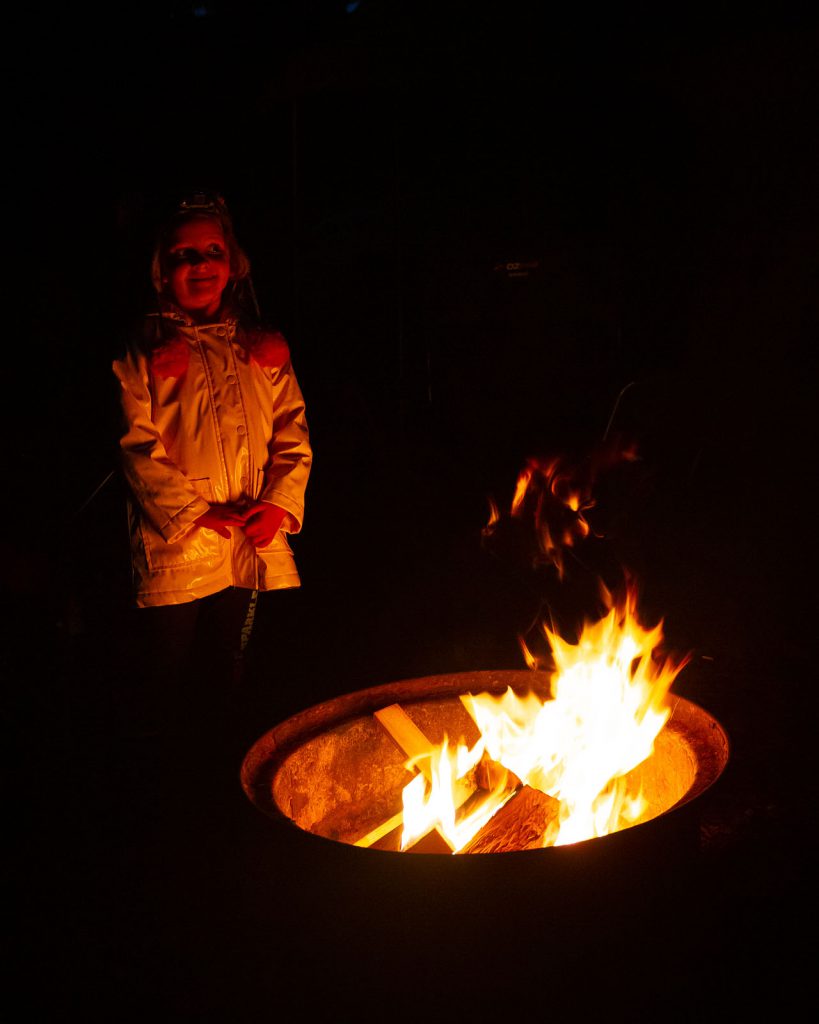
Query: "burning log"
459 786 559 854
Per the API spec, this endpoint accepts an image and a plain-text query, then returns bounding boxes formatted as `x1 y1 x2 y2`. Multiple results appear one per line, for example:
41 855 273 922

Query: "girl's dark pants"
117 586 257 840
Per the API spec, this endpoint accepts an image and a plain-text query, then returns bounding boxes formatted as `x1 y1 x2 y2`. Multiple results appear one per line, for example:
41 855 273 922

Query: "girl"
112 191 311 785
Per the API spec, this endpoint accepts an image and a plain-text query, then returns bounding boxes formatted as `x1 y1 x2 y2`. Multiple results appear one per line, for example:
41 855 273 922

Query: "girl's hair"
149 191 251 294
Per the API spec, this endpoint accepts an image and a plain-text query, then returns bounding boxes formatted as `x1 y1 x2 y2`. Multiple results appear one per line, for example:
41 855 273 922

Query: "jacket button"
225 373 236 383
237 424 246 435
217 327 226 337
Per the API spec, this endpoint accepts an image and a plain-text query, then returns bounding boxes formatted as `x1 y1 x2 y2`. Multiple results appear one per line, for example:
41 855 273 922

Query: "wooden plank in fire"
458 785 559 854
373 704 439 781
353 810 404 848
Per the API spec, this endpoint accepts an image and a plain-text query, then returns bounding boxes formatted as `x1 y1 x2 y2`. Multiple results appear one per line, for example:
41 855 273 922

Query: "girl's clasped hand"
196 501 287 546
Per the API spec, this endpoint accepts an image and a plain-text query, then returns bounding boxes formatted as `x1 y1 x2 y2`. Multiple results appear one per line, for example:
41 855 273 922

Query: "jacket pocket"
141 478 222 571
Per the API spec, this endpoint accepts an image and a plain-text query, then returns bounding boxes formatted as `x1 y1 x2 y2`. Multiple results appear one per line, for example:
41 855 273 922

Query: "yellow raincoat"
112 308 311 607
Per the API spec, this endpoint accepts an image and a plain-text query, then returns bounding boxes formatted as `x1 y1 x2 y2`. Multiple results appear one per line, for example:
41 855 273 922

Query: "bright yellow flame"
400 585 689 851
400 736 515 852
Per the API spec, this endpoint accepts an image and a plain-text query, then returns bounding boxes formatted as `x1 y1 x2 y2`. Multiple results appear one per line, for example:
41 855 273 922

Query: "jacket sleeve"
259 359 312 533
112 348 210 544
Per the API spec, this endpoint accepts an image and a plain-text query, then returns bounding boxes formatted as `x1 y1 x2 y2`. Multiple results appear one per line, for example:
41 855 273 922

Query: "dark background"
4 2 817 1019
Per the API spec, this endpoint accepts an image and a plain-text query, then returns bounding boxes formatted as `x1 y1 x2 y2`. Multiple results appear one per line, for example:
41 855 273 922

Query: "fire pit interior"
242 669 729 854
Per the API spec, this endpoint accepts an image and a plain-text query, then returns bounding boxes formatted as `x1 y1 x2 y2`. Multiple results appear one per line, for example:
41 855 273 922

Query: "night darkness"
5 3 817 1018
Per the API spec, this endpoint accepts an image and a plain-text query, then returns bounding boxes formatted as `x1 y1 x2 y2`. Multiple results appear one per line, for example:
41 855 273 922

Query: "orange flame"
399 583 689 851
400 737 515 852
485 438 638 579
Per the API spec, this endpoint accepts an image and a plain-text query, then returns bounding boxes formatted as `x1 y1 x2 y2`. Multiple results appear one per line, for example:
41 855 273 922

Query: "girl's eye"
167 247 226 263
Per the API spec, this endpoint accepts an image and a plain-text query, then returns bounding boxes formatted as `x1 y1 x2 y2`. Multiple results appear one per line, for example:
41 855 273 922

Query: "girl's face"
163 216 231 318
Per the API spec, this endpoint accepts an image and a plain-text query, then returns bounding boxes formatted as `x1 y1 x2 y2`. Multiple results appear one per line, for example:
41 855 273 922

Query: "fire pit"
241 668 729 855
243 582 729 856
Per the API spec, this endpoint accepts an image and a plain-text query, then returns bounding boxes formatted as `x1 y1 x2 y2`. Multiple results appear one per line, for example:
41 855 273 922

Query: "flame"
399 584 689 851
400 736 516 851
484 438 638 580
484 496 500 533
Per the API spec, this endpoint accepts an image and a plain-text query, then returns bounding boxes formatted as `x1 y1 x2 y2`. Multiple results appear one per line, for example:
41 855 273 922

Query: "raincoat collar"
150 297 240 329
